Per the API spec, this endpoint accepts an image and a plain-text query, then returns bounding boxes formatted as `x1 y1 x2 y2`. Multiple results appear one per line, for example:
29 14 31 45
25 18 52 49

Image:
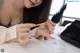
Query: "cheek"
24 0 33 8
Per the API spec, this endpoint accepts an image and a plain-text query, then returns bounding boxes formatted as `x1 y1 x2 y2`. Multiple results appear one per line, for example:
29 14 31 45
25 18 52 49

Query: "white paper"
0 38 54 53
40 38 66 53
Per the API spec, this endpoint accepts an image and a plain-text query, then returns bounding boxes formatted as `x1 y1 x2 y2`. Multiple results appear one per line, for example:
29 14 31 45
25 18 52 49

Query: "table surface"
0 25 80 53
39 25 80 53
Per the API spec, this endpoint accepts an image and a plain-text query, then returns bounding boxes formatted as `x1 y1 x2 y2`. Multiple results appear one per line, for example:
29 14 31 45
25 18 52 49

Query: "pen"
30 22 46 30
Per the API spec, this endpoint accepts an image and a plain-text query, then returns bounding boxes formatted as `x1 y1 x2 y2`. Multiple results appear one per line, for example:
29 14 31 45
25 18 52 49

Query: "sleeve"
0 26 16 45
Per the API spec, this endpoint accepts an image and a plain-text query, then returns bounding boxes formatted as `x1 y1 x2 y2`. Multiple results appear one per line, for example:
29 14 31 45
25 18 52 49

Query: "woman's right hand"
16 23 36 45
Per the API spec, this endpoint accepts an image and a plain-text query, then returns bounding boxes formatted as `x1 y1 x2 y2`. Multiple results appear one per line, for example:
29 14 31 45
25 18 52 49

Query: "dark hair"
23 0 52 24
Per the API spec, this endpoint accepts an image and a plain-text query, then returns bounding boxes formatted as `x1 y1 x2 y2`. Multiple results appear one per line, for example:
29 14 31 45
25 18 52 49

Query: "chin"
25 5 33 8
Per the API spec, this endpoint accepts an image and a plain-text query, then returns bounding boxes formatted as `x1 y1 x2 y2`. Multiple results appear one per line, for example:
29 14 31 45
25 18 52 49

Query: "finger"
18 33 30 44
48 19 56 27
18 37 24 43
42 32 51 38
47 22 55 30
17 33 29 40
21 28 30 33
34 33 41 38
21 35 29 42
18 38 28 45
20 33 30 38
38 23 46 29
19 23 36 28
43 33 55 39
48 36 55 39
46 22 55 34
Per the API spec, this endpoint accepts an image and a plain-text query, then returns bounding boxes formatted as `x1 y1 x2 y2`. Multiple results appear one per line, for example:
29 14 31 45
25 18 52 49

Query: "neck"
13 0 25 10
4 0 25 10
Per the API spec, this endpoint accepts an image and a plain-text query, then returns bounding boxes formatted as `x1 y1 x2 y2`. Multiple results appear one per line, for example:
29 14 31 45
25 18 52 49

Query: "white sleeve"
8 26 16 40
0 26 17 45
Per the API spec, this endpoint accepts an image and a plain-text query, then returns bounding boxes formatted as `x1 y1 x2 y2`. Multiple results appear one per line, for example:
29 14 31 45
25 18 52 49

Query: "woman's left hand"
35 19 56 39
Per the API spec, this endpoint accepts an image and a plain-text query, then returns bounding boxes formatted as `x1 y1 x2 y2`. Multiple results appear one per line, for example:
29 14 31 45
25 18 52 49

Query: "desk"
40 25 80 53
0 25 80 53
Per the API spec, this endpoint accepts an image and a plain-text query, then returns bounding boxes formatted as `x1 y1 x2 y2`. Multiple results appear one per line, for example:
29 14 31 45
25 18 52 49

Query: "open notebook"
0 38 54 53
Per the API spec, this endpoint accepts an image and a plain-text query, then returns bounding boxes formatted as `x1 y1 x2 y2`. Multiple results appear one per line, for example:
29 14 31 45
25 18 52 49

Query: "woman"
0 0 55 45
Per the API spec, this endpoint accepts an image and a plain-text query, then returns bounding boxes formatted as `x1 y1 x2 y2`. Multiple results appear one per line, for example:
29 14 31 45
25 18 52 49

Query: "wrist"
8 26 17 39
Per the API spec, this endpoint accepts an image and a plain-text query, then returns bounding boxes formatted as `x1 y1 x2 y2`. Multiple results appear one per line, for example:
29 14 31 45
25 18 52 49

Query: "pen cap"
51 4 67 23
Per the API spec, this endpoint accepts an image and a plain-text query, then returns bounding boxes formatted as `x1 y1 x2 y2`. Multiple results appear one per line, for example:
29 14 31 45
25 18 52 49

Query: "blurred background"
49 0 80 26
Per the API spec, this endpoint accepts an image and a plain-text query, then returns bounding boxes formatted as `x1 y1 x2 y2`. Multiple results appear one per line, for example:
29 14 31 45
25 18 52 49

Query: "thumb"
18 38 28 45
47 36 55 39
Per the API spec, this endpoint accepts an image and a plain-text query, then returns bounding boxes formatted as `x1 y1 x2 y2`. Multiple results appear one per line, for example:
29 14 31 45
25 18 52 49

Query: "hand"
35 19 56 39
16 23 36 45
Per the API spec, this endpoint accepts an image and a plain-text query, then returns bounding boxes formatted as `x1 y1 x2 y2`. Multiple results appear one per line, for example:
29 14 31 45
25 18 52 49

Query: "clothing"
0 0 52 45
0 26 16 45
0 25 39 45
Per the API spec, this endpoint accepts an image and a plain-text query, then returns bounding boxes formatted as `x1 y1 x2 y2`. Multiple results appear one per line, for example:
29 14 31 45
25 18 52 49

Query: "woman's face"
24 0 42 8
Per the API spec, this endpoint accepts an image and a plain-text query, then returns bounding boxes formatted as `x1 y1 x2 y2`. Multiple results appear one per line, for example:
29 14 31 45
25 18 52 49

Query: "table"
40 25 80 53
0 25 80 53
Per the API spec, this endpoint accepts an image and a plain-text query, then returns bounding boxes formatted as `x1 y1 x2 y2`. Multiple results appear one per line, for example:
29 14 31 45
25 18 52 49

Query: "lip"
29 0 35 5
